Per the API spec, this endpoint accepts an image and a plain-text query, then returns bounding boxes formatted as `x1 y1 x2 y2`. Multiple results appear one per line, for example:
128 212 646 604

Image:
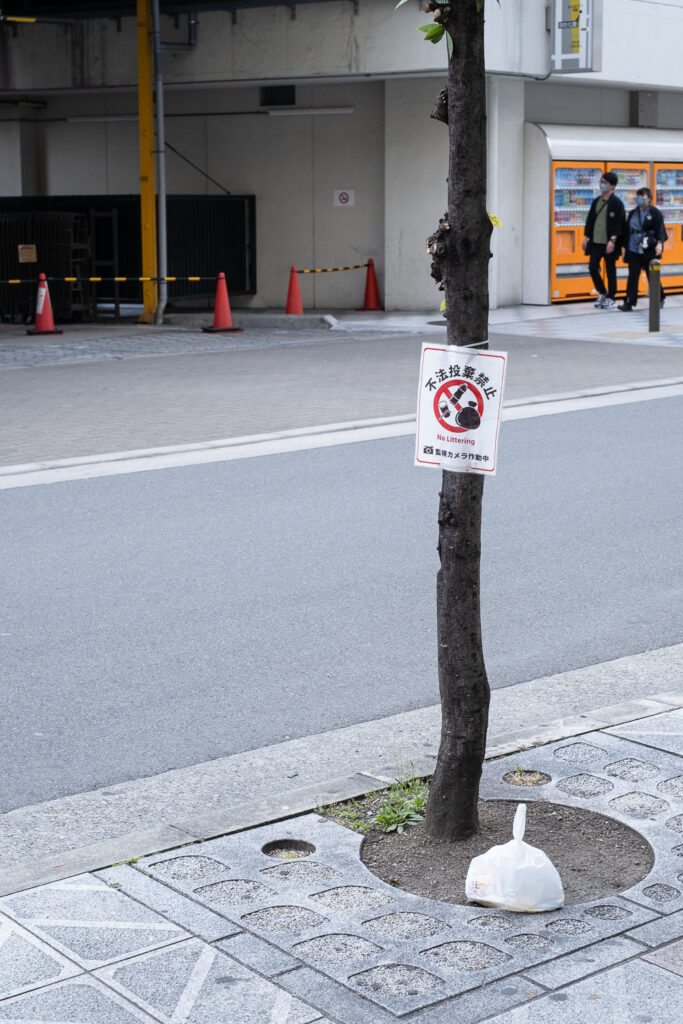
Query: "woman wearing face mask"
618 187 668 312
582 171 625 309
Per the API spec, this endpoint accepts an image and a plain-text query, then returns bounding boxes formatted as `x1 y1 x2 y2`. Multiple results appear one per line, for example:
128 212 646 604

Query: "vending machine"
654 164 683 292
523 124 683 305
550 162 650 301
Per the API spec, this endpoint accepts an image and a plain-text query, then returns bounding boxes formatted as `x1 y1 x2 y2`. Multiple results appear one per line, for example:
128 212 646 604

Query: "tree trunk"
424 1 492 841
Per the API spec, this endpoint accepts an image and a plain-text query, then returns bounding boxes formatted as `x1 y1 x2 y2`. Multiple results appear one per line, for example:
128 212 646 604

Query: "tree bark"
424 1 492 841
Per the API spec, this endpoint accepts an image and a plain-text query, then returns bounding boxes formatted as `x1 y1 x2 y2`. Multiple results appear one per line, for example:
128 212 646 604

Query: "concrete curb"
2 690 680 898
164 312 338 331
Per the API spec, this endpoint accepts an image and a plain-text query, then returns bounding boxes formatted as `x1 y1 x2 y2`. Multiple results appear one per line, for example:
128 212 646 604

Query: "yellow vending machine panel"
551 162 603 301
610 164 651 297
654 164 683 292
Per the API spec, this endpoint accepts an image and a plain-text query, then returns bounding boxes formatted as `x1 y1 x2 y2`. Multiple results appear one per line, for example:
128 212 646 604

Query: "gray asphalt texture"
2 396 682 810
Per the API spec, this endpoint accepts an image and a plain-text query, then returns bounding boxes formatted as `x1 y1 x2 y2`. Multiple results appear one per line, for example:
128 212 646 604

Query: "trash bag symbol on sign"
415 343 507 475
435 380 483 432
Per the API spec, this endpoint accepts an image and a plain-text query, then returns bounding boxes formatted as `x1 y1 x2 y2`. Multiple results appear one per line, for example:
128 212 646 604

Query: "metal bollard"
648 260 661 333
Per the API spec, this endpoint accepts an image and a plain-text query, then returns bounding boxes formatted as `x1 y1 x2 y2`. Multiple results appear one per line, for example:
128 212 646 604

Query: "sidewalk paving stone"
0 914 81 1000
520 934 645 988
484 960 683 1022
0 975 157 1022
642 937 683 977
606 708 683 757
94 937 324 1023
277 967 545 1024
95 865 242 943
626 908 683 946
0 875 188 970
216 931 302 977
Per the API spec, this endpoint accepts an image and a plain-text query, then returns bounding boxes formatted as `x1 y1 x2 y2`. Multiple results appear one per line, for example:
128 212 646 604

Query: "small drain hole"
262 839 315 859
502 769 551 787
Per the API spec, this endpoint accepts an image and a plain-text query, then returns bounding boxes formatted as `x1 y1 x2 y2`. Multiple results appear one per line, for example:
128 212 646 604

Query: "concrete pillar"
384 77 448 311
486 76 525 309
19 120 46 195
0 122 22 196
629 90 659 128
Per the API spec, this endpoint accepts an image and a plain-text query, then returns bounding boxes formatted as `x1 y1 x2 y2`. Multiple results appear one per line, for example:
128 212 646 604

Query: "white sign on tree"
415 343 506 475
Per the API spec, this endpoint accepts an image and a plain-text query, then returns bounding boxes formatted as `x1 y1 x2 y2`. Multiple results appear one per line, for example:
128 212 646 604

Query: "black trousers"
625 253 666 307
588 244 617 298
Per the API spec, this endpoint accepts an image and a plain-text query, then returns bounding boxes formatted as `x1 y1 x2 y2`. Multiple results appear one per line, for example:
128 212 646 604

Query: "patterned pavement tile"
0 914 81 1000
117 723 682 1017
95 937 323 1024
0 975 156 1022
0 875 187 969
138 809 663 1015
481 724 683 915
95 866 241 943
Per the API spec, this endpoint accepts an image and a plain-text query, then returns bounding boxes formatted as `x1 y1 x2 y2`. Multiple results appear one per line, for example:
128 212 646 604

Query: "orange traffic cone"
26 273 62 335
202 272 243 333
285 265 303 315
358 258 383 311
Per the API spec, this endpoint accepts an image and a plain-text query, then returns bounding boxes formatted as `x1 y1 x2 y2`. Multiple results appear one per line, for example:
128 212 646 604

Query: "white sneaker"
602 297 615 309
594 295 606 307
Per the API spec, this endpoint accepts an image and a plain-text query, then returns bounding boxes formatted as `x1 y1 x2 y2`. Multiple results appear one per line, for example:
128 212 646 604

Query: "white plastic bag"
465 803 564 913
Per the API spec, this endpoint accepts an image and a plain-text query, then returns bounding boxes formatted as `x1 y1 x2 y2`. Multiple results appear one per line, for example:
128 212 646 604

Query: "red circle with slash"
433 379 484 433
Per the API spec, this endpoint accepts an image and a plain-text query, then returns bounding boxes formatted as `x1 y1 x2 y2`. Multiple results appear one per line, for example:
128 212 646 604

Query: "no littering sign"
415 343 506 474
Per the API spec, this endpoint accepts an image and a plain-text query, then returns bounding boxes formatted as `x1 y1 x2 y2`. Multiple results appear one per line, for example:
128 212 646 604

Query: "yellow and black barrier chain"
0 275 217 285
297 263 369 274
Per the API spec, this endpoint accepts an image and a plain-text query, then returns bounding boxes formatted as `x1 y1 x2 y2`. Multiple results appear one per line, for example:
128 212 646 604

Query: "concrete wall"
0 0 553 95
487 78 525 310
25 81 385 309
579 0 683 91
10 0 683 96
384 78 448 311
525 81 630 127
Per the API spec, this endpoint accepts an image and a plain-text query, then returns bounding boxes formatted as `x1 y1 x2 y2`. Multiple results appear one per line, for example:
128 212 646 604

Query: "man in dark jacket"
618 187 668 312
582 170 625 309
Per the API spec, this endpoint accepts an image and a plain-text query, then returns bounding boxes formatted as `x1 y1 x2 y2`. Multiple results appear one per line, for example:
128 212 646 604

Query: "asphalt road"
2 396 682 811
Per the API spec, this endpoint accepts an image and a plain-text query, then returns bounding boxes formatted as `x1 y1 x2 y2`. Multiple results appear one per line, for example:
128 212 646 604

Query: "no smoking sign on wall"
415 343 507 475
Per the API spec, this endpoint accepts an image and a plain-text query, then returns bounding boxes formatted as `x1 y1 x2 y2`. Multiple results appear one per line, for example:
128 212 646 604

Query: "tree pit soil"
359 799 654 906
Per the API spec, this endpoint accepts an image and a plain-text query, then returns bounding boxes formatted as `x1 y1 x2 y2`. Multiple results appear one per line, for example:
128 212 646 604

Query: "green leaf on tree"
418 23 446 44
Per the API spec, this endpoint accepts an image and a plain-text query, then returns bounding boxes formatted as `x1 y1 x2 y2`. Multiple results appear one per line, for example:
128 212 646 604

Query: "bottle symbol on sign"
440 383 482 430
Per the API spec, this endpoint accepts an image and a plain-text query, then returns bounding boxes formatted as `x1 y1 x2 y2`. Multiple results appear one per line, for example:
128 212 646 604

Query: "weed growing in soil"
320 778 430 835
317 796 377 834
376 778 429 833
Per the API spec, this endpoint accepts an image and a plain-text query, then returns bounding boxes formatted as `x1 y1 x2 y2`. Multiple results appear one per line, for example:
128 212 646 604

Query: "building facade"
2 0 683 310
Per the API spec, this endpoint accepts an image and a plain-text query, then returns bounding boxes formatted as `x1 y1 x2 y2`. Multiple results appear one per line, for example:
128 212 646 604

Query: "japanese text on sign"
415 344 506 475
